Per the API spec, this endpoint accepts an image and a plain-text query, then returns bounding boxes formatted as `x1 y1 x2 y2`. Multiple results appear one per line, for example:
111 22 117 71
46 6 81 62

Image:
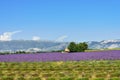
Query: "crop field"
0 50 120 62
0 60 120 80
0 50 120 80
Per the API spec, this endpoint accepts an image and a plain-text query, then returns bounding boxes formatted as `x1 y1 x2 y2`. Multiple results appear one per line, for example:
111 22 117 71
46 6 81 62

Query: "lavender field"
0 50 120 80
0 50 120 62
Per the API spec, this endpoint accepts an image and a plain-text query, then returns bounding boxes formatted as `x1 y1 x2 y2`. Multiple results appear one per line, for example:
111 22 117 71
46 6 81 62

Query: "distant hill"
88 39 120 49
0 40 69 52
0 39 120 52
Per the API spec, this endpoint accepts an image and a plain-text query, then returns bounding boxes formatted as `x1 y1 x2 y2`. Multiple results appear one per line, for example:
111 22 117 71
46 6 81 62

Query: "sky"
0 0 120 42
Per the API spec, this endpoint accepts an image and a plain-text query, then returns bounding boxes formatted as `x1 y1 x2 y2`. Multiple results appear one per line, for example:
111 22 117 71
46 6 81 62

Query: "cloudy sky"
0 0 120 42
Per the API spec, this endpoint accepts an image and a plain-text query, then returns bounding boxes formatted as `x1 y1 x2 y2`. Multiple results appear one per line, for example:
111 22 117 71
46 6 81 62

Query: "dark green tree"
82 42 88 50
68 42 88 52
76 43 83 52
68 42 77 52
77 42 88 52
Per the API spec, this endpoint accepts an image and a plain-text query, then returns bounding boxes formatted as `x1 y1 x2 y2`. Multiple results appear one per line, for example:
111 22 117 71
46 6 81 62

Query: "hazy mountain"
88 39 120 49
0 39 120 52
0 40 69 52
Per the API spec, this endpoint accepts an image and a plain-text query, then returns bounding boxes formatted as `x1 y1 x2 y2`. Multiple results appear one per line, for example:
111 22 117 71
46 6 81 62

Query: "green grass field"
85 48 120 52
0 60 120 80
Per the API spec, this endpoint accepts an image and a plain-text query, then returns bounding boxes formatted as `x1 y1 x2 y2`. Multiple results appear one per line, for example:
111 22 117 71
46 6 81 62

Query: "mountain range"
0 40 69 52
88 39 120 49
0 39 120 52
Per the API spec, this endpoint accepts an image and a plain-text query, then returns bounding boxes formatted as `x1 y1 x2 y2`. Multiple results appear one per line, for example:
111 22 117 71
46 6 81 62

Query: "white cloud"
55 35 68 42
0 31 21 41
32 36 40 41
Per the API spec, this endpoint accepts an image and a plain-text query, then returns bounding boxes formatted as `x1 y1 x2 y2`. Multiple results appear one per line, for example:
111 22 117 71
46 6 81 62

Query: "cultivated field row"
0 60 120 80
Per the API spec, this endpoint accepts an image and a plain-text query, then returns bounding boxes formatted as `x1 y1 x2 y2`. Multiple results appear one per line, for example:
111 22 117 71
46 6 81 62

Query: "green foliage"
68 42 77 52
0 52 10 55
16 51 26 54
68 42 88 52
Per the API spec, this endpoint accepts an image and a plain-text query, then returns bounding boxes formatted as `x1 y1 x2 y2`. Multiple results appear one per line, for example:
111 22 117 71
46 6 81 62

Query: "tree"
68 42 88 52
82 42 88 50
68 42 77 52
77 43 84 52
77 42 88 52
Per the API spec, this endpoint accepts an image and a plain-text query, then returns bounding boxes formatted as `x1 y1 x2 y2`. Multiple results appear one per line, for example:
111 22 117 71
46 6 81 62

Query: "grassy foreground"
0 60 120 80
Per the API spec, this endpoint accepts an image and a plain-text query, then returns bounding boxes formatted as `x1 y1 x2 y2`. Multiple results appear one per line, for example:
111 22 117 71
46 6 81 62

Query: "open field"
0 50 120 62
0 60 120 80
0 50 120 80
85 48 120 52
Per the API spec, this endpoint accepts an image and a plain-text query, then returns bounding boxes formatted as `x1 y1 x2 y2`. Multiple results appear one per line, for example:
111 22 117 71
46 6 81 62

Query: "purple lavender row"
0 50 120 62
